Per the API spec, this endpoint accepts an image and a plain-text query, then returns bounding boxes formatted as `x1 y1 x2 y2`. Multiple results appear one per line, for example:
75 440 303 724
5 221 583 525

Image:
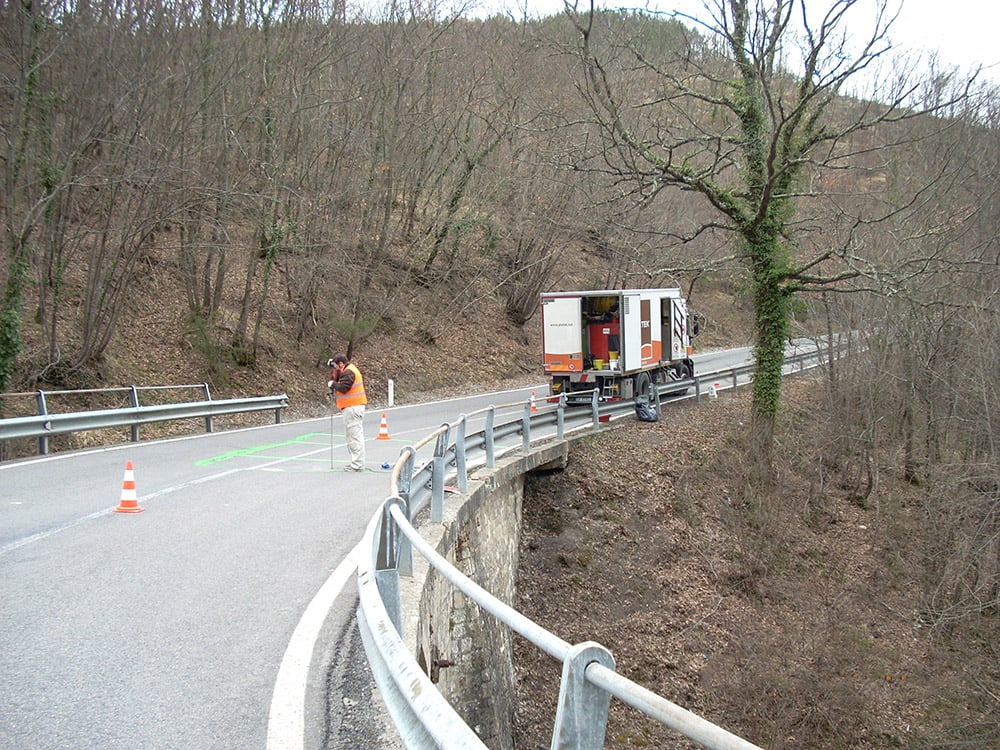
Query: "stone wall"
398 441 568 749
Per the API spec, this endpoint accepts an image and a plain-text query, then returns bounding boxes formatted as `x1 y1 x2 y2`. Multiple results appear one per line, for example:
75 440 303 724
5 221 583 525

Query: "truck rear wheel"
634 371 652 404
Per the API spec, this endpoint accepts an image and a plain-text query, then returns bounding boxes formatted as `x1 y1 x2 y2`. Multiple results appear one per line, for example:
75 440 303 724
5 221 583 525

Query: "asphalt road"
1 347 763 749
0 384 549 750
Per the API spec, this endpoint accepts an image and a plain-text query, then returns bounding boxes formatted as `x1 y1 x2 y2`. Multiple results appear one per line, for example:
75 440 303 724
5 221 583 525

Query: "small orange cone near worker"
376 412 391 440
114 460 144 514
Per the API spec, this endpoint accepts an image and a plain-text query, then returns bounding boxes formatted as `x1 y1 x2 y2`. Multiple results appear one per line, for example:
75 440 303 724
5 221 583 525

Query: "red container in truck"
588 321 619 362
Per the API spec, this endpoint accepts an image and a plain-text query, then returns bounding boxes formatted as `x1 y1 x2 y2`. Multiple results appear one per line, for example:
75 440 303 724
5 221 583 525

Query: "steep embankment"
512 379 997 749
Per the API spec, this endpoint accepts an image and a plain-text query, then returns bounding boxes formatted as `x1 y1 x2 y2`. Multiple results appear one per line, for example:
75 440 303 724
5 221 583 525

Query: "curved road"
0 347 758 749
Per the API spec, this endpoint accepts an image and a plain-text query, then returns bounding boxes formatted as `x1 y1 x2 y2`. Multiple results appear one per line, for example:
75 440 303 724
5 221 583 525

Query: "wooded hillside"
2 7 732 397
3 4 998 739
3 4 995 399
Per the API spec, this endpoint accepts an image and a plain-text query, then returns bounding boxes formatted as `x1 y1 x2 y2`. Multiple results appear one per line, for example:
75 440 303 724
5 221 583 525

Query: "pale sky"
881 0 999 74
470 0 999 81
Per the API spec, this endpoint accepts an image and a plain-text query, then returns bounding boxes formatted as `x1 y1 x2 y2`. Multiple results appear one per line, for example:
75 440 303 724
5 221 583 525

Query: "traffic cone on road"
376 412 391 440
530 391 538 412
114 460 144 514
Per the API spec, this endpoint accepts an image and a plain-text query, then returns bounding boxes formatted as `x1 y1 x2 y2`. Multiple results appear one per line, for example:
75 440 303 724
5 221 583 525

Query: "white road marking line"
0 446 334 556
0 507 114 555
266 542 361 750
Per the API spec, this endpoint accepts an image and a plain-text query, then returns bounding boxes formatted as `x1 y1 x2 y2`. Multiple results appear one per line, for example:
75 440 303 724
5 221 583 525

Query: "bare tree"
566 0 978 484
2 0 189 384
1 0 56 392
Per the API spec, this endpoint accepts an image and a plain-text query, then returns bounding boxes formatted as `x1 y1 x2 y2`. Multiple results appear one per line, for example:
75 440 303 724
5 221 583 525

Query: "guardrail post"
455 415 468 493
202 383 213 433
36 390 49 456
522 401 531 453
551 641 616 750
731 370 738 391
129 386 140 443
484 406 496 468
375 497 405 634
694 378 702 403
396 447 416 576
431 425 450 523
591 390 599 430
556 394 566 439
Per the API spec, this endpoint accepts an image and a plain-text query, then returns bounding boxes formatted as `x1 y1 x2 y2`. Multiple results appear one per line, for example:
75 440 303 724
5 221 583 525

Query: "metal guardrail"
0 383 288 455
356 348 827 749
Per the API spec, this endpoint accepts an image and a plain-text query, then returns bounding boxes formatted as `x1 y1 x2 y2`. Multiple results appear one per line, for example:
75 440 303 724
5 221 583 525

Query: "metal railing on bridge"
356 347 827 749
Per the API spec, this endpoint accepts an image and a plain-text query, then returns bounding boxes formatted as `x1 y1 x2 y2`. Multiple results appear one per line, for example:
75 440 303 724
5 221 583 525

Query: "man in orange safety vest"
327 353 368 471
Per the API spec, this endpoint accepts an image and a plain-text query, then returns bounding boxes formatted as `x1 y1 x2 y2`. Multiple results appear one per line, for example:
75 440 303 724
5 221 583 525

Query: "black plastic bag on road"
634 398 658 422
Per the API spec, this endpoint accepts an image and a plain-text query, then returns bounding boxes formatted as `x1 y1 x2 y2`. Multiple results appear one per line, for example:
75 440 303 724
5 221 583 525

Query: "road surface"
1 347 762 748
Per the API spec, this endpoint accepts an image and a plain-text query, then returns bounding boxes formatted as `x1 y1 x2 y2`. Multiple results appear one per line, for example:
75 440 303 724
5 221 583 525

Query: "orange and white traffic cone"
530 391 538 412
114 460 144 514
376 412 391 440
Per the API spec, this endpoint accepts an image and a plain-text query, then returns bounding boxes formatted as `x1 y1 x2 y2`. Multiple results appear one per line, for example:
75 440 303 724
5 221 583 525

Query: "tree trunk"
748 250 791 487
1 0 48 391
0 247 31 393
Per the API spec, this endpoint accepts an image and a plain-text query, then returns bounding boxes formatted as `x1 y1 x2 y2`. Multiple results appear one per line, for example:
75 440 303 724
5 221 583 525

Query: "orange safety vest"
335 363 368 409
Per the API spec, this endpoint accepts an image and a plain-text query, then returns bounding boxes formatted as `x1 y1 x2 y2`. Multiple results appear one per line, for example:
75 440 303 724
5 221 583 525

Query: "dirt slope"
512 379 998 749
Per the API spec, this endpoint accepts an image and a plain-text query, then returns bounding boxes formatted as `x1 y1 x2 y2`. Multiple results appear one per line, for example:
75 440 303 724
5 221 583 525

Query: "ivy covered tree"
567 0 977 484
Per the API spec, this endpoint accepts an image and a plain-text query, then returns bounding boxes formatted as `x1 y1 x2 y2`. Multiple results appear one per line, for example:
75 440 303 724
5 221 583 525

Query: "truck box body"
540 288 695 402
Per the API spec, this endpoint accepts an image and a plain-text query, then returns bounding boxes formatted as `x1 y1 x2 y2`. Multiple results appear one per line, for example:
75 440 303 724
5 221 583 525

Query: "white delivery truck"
540 288 696 403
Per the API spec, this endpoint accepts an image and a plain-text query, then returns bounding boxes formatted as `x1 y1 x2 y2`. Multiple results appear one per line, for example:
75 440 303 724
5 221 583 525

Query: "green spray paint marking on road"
196 433 332 466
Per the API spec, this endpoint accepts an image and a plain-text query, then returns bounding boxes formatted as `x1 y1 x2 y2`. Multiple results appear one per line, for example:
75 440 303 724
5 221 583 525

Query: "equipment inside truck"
582 296 620 369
